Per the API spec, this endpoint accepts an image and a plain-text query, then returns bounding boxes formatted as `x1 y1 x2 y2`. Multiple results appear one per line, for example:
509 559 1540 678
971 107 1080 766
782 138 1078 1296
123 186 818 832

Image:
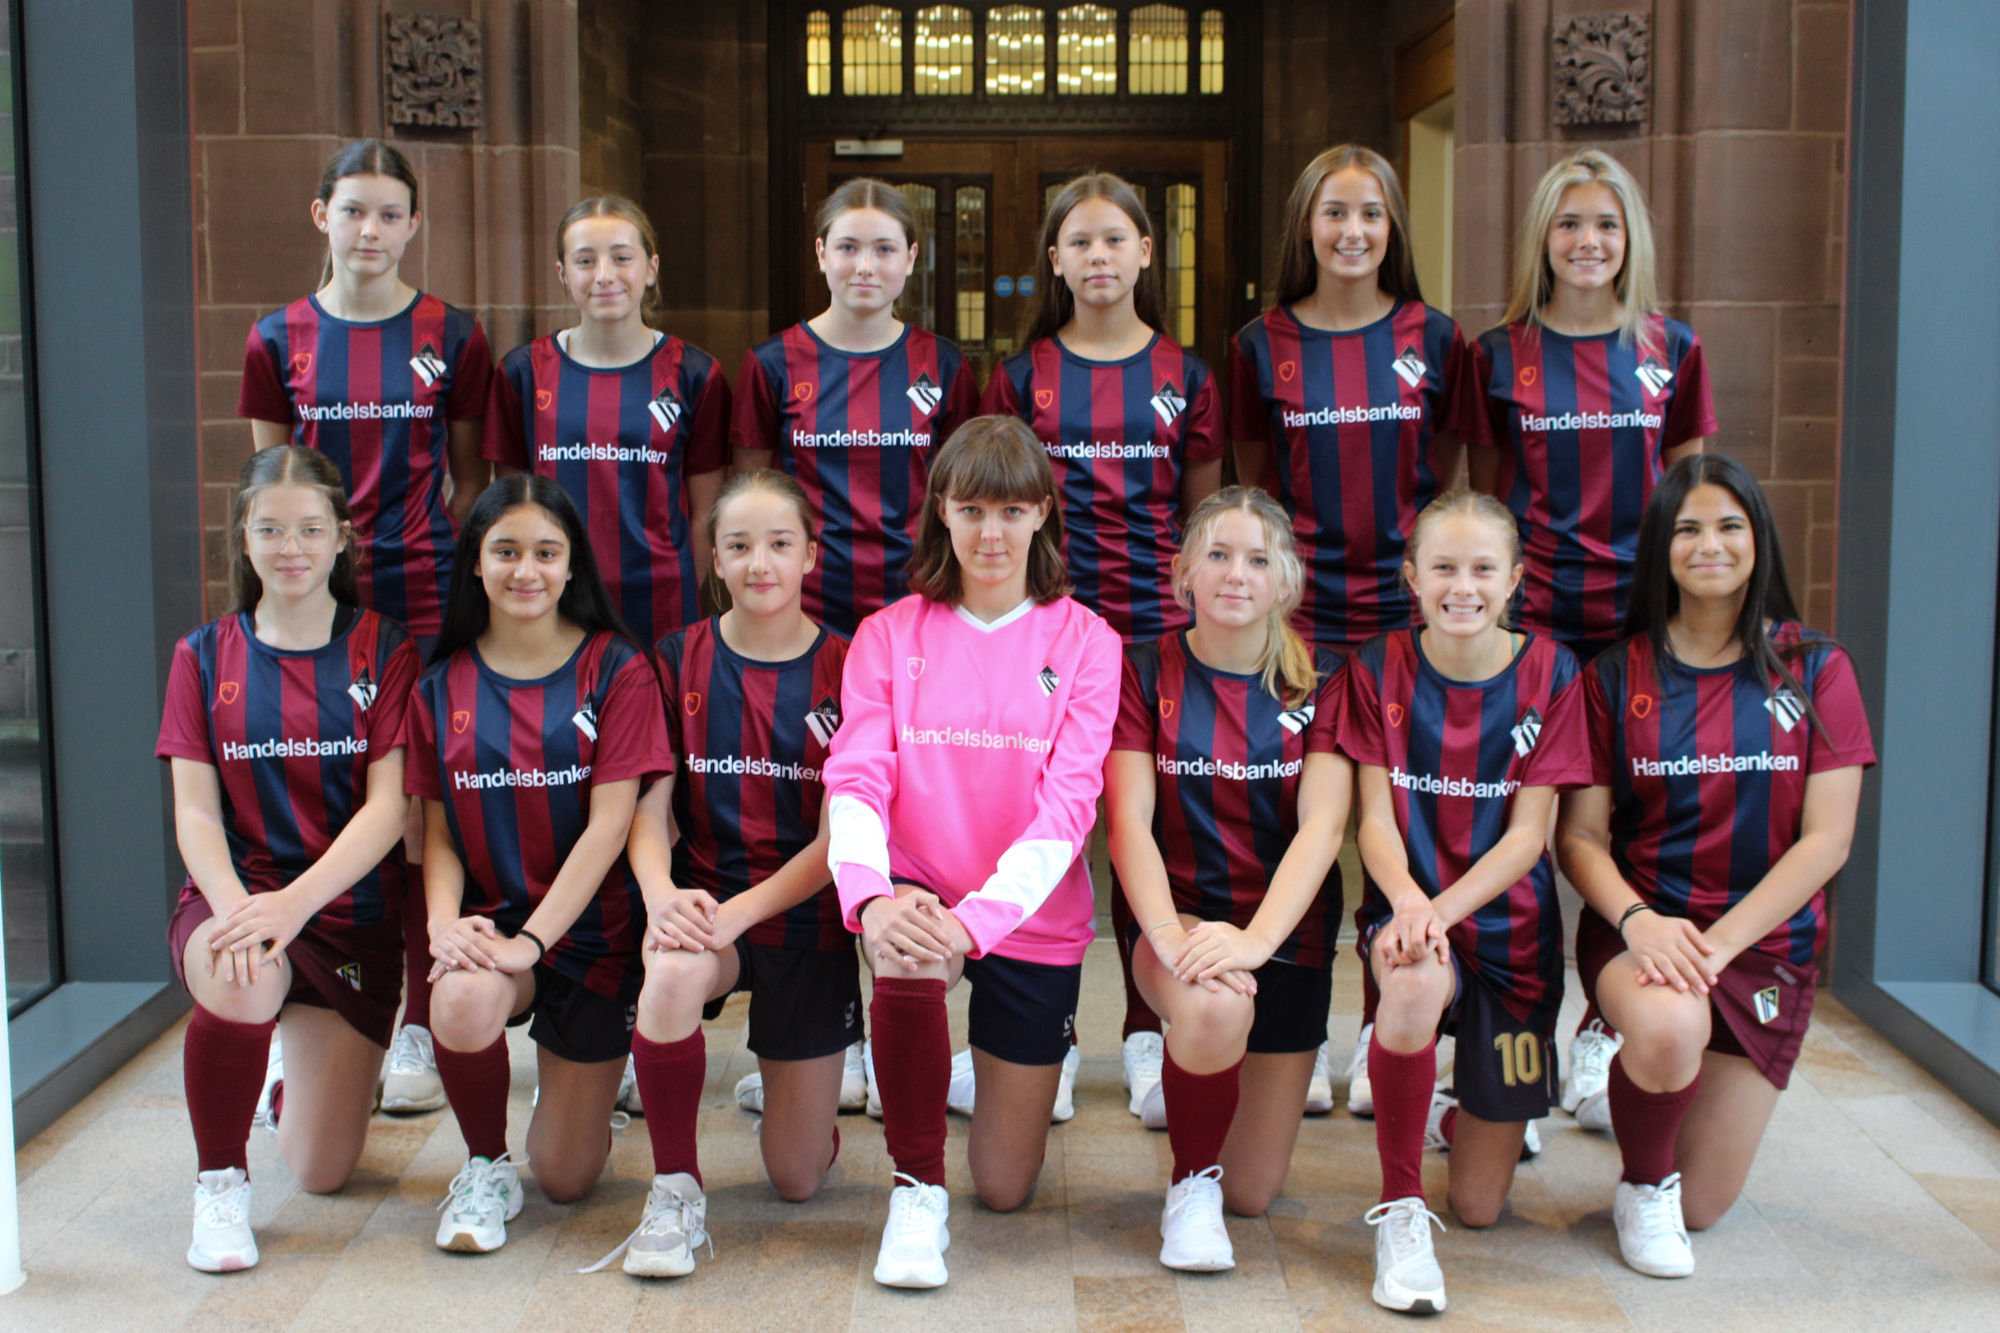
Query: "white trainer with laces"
1366 1195 1448 1313
616 1054 643 1117
1304 1040 1335 1114
1615 1173 1695 1277
188 1167 258 1272
1424 1087 1457 1151
946 1048 977 1116
580 1172 711 1278
252 1038 284 1133
1138 1076 1168 1130
1159 1165 1234 1271
1121 1031 1163 1116
1576 1087 1615 1133
1521 1118 1543 1159
1565 1020 1622 1115
434 1153 525 1253
863 1040 883 1119
873 1172 950 1288
382 1023 446 1114
1050 1044 1080 1122
840 1040 869 1111
1346 1022 1375 1117
734 1070 766 1114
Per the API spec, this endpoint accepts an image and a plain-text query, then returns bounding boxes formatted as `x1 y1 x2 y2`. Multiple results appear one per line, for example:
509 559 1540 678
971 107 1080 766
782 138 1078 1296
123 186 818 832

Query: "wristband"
516 927 547 962
1616 903 1655 937
1144 920 1177 937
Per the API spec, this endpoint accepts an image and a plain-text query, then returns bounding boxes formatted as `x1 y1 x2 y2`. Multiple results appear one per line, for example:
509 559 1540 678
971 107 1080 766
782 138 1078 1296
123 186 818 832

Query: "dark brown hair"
228 446 358 615
316 139 420 288
816 177 920 246
907 416 1070 606
556 195 666 328
1274 144 1423 308
1025 172 1164 345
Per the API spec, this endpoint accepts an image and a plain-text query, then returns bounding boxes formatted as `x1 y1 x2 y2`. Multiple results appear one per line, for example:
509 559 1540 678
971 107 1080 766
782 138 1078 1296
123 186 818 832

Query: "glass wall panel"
896 182 938 331
986 6 1046 95
954 185 987 344
1056 5 1116 95
1129 6 1188 95
1164 182 1197 347
914 6 973 96
806 11 833 95
1199 9 1225 93
842 6 904 96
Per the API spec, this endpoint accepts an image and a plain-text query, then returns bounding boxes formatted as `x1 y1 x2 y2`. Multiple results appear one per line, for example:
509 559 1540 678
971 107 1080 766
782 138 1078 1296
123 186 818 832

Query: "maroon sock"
1370 1033 1435 1203
434 1035 511 1160
1111 885 1162 1038
1609 1055 1700 1186
1361 966 1381 1027
184 1007 276 1175
870 976 950 1186
1163 1049 1243 1182
401 887 433 1030
632 1029 705 1185
1439 1106 1457 1146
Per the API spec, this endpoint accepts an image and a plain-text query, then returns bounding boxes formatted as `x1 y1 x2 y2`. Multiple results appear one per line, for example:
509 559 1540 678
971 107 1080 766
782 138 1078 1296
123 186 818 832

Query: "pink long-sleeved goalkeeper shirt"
825 592 1123 965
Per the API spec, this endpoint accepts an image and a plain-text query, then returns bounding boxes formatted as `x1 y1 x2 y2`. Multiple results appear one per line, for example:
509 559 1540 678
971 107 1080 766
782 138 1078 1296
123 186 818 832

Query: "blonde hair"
556 195 665 328
1404 490 1523 628
1172 487 1319 708
1274 144 1422 307
1500 150 1660 351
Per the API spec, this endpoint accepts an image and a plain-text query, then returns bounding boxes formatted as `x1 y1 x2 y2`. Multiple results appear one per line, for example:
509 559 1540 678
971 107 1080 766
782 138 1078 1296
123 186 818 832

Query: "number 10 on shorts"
1493 1032 1544 1088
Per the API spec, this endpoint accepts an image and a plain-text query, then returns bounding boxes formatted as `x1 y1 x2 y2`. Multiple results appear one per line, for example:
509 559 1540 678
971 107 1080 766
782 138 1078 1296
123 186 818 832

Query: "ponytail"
1172 486 1319 708
315 139 420 289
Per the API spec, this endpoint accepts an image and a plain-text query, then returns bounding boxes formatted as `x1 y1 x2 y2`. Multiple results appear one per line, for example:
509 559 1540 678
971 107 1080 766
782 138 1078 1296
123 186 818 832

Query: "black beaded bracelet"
1616 902 1655 937
517 927 547 962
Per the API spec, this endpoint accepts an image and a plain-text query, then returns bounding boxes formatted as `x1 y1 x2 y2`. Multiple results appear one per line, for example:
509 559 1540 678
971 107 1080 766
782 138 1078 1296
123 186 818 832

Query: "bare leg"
271 1005 383 1193
1444 1111 1527 1228
1217 1052 1315 1216
756 1053 845 1201
966 1051 1063 1212
526 1047 627 1202
1674 1051 1780 1229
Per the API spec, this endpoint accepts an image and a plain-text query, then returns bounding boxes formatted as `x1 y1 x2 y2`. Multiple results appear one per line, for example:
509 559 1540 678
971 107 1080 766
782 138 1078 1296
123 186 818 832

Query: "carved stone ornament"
385 14 483 129
1551 13 1650 125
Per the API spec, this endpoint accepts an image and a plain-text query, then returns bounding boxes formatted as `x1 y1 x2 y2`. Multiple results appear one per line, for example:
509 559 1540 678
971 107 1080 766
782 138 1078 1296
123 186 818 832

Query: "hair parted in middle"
228 445 359 616
1025 171 1164 345
700 468 820 613
1501 148 1661 351
556 194 666 329
1274 144 1423 308
815 177 920 247
907 415 1070 607
1172 486 1320 708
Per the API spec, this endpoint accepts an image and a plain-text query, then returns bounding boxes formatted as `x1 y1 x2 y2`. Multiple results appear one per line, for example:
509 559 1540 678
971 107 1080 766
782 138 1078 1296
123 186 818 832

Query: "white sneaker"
1424 1087 1457 1151
188 1167 258 1272
616 1054 644 1117
840 1040 869 1111
873 1172 950 1288
1615 1173 1694 1277
1366 1195 1448 1313
1122 1031 1164 1116
382 1023 446 1114
1347 1023 1375 1118
1305 1040 1335 1114
734 1070 765 1114
1576 1087 1615 1133
1139 1076 1168 1130
863 1040 883 1119
946 1048 976 1116
580 1172 710 1277
1564 1020 1623 1115
434 1153 525 1253
1159 1165 1234 1271
1051 1044 1080 1123
1521 1118 1543 1159
252 1038 283 1132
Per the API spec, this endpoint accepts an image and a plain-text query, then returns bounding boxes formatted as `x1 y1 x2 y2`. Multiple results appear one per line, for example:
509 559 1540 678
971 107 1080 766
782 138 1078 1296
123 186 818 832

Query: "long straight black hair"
430 475 643 667
1625 452 1829 738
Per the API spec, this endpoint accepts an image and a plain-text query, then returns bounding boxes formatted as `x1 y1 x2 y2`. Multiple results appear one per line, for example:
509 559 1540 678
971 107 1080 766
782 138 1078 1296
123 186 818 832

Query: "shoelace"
388 1026 434 1076
1365 1197 1447 1261
437 1152 522 1221
195 1177 250 1228
578 1184 712 1274
1628 1173 1688 1244
887 1172 944 1250
1164 1165 1225 1222
1574 1022 1618 1081
1129 1035 1164 1085
1347 1025 1374 1079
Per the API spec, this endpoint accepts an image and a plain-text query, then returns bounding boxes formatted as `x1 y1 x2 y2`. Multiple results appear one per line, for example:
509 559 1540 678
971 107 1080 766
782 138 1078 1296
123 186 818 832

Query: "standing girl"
827 417 1121 1289
1228 143 1476 1119
1340 491 1592 1314
1105 487 1350 1273
158 446 419 1272
1556 454 1872 1279
732 178 981 638
597 470 857 1279
404 476 672 1254
238 139 496 1115
485 195 730 647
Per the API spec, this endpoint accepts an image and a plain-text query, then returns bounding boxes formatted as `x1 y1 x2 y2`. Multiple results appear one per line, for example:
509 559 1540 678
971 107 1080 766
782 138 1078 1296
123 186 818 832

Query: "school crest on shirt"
290 352 313 377
907 371 943 416
337 961 363 992
805 696 842 747
1391 344 1427 389
1277 360 1297 383
1159 698 1176 720
216 681 240 706
452 709 471 734
1037 664 1060 697
684 692 702 715
1636 355 1673 397
794 381 816 403
1764 686 1805 733
1386 703 1406 729
648 386 684 434
347 667 377 711
535 389 553 412
1034 388 1055 410
410 341 447 388
1518 365 1538 388
573 701 599 742
906 657 926 680
1150 380 1187 428
1753 986 1781 1024
1277 701 1315 736
1511 706 1544 757
1630 693 1654 719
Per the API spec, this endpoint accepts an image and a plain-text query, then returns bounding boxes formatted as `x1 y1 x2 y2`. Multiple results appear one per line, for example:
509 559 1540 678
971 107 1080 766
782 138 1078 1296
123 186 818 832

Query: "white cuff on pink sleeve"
836 863 894 933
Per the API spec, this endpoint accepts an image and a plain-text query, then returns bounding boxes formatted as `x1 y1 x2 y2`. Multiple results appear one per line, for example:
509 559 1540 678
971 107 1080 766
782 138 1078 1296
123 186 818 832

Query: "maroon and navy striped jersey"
1465 316 1717 650
1229 301 1473 650
982 333 1225 643
403 632 673 1000
157 608 418 933
1582 626 1875 965
239 294 494 638
483 334 730 645
657 617 850 950
730 323 979 637
1112 633 1346 969
1341 630 1593 1022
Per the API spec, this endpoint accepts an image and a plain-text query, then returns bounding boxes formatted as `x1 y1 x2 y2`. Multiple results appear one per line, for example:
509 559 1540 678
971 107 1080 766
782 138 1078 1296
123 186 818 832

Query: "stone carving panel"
1551 13 1650 126
386 13 483 129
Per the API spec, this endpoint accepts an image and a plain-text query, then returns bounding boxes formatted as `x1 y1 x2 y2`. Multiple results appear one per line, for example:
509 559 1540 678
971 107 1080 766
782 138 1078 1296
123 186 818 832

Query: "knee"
768 1168 823 1205
1450 1188 1505 1230
291 1158 358 1196
638 951 706 1011
1621 1008 1708 1076
1223 1184 1276 1219
194 987 282 1026
976 1180 1033 1214
1680 1187 1738 1232
429 981 501 1049
1174 989 1254 1050
536 1159 604 1205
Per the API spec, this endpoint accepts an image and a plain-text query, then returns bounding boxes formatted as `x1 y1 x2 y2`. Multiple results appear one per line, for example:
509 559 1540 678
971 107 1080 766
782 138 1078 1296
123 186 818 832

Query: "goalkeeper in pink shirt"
826 415 1122 1289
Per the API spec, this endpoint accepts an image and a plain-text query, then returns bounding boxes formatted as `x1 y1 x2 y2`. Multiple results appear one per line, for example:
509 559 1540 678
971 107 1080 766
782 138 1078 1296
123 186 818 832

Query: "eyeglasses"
245 523 338 552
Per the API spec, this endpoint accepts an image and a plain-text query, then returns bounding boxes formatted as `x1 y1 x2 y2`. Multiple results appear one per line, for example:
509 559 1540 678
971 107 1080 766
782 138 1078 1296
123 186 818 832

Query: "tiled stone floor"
10 936 2000 1332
